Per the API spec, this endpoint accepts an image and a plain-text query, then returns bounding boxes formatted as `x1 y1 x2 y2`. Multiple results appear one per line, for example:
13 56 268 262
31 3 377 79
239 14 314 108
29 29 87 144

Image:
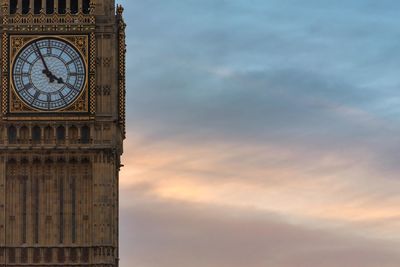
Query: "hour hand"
50 73 64 84
55 76 64 84
42 69 56 83
42 70 63 84
42 69 51 76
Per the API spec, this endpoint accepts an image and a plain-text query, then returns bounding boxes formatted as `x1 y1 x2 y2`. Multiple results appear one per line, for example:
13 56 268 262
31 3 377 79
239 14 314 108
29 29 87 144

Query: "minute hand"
34 42 54 82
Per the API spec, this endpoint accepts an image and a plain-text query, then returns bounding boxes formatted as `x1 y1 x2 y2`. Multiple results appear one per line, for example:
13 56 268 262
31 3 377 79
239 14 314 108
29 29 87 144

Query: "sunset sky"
117 1 400 266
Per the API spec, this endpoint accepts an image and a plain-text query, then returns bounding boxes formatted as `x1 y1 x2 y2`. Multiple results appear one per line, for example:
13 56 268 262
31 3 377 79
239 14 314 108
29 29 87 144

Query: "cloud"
120 190 400 267
116 0 400 266
120 134 400 243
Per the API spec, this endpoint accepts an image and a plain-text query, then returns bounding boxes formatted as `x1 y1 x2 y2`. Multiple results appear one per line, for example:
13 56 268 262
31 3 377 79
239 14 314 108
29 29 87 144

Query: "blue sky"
117 1 400 266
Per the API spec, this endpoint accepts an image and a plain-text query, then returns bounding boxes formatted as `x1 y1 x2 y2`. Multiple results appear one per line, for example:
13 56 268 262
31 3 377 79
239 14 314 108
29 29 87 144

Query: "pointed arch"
83 0 90 14
22 0 30 14
57 125 66 143
81 126 90 144
58 0 66 14
9 0 17 14
8 126 17 144
70 0 78 14
32 126 41 144
46 0 54 14
34 0 42 14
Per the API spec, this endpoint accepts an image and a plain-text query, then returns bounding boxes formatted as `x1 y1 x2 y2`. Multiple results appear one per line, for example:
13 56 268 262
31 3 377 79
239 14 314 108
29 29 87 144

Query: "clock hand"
51 74 64 84
33 42 54 82
46 72 64 84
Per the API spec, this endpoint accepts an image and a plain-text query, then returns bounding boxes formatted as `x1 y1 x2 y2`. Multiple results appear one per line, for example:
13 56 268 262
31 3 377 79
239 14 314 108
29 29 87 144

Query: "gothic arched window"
21 248 28 263
34 0 42 14
9 0 17 14
45 248 52 263
33 248 41 263
8 126 17 144
70 0 78 14
22 0 30 14
57 248 65 263
81 126 90 144
57 126 66 142
32 126 41 144
83 0 90 14
8 248 15 263
46 0 54 14
58 0 66 14
70 248 77 262
82 247 89 262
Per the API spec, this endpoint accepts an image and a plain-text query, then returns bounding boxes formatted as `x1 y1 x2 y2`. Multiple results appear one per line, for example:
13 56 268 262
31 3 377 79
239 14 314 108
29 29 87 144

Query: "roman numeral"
19 83 33 92
21 58 33 65
65 83 79 92
58 93 68 105
33 91 40 99
31 91 40 103
66 58 79 65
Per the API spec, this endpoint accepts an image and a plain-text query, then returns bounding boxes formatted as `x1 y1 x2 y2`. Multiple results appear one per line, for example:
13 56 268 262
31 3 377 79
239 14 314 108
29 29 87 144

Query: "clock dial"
12 38 86 111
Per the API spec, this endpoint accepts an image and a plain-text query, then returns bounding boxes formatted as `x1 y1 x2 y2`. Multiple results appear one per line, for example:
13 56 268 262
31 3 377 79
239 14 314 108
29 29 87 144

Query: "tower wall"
0 0 125 266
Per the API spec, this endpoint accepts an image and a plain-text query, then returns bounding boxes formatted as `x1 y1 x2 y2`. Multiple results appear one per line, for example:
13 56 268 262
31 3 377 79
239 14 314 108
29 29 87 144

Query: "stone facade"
0 0 125 266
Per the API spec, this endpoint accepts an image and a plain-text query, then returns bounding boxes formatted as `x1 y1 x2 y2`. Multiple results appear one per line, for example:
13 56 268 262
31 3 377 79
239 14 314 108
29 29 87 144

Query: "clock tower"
0 0 126 266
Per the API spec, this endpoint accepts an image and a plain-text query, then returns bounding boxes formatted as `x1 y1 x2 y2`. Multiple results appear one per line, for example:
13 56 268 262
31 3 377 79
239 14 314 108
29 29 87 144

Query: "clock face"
12 37 86 111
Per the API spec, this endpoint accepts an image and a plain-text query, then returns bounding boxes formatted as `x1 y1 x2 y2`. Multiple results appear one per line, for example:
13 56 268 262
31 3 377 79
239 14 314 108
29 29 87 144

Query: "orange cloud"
120 132 400 242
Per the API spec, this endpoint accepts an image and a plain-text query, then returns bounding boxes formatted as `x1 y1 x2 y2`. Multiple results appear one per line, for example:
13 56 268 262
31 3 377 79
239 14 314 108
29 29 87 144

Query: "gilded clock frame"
10 35 88 112
1 33 96 120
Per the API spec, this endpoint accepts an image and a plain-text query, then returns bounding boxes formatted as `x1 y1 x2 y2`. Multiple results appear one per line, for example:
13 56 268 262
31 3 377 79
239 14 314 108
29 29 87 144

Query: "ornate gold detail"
117 5 127 138
2 33 8 115
96 85 111 96
90 0 96 15
4 35 93 118
103 85 111 96
11 37 24 52
64 98 86 112
117 5 124 16
89 32 96 115
1 2 8 14
4 116 95 121
103 57 111 68
73 36 88 55
1 8 96 32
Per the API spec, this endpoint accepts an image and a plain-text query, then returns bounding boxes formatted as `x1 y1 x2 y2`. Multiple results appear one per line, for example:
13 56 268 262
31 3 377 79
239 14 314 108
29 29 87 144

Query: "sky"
117 1 400 266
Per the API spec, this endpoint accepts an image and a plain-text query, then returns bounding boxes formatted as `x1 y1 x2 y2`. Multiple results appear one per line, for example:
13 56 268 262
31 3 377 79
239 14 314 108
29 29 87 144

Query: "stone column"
30 0 34 13
78 125 81 143
28 123 32 140
17 0 22 13
40 126 44 145
78 0 82 12
66 0 71 13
